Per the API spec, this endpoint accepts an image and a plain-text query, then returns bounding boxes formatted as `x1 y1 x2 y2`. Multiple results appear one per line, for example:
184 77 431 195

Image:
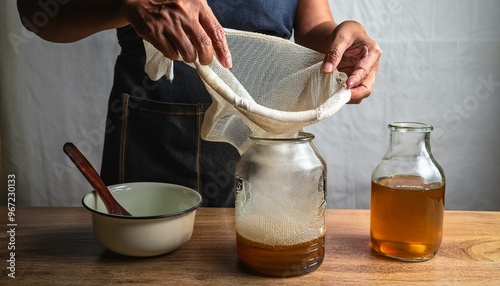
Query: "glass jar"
370 122 446 262
234 132 326 277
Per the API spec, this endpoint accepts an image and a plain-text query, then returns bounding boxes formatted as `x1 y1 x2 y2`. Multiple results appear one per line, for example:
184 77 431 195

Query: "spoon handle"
63 142 131 216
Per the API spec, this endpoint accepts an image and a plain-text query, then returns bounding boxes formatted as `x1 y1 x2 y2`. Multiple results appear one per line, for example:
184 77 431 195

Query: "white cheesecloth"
143 29 351 154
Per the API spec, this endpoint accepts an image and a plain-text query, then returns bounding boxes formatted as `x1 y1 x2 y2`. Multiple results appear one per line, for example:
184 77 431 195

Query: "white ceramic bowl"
82 182 202 257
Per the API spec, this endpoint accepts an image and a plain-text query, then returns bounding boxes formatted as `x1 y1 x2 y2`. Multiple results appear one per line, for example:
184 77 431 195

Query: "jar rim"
388 122 433 132
249 132 315 142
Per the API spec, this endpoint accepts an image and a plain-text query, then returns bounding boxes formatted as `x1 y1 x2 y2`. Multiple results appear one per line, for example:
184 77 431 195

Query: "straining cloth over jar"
143 29 351 154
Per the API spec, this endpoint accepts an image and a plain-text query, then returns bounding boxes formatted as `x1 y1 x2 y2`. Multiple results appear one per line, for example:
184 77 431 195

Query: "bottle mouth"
249 131 315 142
388 122 433 133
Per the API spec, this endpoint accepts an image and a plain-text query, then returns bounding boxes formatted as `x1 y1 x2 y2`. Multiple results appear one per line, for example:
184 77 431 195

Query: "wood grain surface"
1 207 499 285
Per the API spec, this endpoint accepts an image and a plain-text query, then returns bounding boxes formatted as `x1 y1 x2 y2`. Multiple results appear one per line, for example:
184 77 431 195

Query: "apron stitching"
119 93 130 183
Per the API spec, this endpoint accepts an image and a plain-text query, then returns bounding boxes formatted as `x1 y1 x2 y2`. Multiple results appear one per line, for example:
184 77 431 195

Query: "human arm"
16 0 127 43
293 0 382 103
16 0 231 67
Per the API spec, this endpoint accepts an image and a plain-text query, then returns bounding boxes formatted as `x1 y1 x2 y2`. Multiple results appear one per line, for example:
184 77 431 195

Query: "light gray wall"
1 0 499 210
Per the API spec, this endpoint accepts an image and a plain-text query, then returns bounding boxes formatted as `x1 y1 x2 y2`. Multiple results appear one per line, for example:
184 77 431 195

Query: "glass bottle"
370 122 446 262
234 132 326 277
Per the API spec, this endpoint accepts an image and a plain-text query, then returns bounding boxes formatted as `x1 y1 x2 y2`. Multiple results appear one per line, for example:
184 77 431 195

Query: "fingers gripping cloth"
143 29 351 154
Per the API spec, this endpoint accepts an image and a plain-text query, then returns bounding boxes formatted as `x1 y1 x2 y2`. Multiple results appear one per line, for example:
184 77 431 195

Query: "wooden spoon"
63 142 131 216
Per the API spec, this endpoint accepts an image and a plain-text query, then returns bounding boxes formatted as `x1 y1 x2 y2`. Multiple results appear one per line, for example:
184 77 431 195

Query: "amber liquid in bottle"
370 175 445 261
236 232 325 277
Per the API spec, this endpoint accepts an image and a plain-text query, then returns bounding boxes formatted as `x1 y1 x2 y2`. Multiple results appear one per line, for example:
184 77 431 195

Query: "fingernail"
225 56 232 68
322 62 333 73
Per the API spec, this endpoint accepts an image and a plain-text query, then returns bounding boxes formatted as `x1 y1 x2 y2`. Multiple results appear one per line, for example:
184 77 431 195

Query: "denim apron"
100 0 299 207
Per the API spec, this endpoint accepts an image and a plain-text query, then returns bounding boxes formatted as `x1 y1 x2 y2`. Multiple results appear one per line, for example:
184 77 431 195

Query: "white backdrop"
1 0 499 210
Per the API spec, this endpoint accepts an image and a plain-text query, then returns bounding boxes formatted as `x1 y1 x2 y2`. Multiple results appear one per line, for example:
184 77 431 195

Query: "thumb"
321 42 348 74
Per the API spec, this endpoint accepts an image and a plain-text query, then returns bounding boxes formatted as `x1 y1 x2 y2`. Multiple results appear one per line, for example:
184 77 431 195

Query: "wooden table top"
1 207 499 285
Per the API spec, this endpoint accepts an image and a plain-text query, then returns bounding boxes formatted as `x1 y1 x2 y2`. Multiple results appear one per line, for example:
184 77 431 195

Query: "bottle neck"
385 131 431 159
244 132 320 163
383 122 434 159
250 132 314 146
372 122 444 185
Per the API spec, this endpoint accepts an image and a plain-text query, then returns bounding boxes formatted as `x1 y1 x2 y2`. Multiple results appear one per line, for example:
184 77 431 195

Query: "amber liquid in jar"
236 232 325 277
370 175 445 261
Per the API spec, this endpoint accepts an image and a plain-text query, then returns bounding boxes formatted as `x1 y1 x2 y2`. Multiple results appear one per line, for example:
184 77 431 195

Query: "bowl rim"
81 182 203 220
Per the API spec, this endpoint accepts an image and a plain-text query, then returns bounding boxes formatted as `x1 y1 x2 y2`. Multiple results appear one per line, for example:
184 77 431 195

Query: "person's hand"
123 0 232 68
322 21 381 104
